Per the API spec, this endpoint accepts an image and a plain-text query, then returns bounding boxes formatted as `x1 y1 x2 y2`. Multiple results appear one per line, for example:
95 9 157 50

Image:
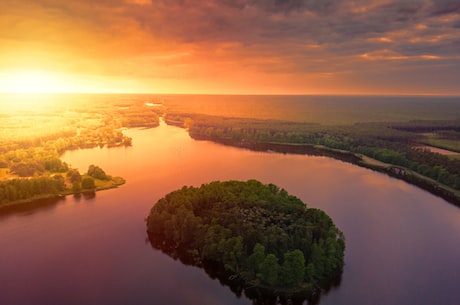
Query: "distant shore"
190 136 460 207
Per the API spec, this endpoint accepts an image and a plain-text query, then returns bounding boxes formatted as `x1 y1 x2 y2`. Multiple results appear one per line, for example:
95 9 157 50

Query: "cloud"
427 0 460 16
1 0 459 93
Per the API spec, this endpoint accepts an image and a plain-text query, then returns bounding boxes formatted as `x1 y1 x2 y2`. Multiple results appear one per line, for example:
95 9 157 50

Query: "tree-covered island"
146 180 345 301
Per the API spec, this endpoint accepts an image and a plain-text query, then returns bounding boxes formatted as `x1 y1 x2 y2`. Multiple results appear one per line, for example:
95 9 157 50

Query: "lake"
1 119 459 305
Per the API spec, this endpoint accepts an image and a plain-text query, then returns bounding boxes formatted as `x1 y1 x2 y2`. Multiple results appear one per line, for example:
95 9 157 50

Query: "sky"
1 0 459 94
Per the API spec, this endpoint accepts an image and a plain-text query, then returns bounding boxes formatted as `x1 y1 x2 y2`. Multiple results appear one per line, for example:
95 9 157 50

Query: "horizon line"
1 92 460 97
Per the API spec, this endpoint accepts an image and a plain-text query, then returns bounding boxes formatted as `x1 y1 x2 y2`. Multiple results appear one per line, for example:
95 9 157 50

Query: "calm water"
159 94 460 123
1 120 460 305
4 93 460 123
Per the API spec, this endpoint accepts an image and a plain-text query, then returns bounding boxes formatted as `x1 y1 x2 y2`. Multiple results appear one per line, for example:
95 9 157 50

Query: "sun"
0 70 71 93
0 69 149 94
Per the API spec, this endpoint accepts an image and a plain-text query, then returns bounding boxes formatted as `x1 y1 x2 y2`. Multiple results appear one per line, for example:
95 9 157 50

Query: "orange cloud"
0 0 459 94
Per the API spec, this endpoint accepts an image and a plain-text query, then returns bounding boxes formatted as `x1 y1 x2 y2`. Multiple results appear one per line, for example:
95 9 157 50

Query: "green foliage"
10 161 44 177
43 158 68 172
0 96 158 205
248 243 266 278
67 169 82 183
87 165 108 180
259 254 280 286
72 181 82 193
281 250 305 287
81 177 95 190
147 180 345 292
0 176 65 204
177 113 460 190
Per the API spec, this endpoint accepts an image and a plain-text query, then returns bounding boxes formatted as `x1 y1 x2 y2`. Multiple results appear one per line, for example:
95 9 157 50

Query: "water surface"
1 120 459 305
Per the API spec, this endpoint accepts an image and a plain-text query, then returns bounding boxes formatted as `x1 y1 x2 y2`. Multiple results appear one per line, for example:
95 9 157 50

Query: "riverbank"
360 160 460 207
0 176 125 209
189 135 460 207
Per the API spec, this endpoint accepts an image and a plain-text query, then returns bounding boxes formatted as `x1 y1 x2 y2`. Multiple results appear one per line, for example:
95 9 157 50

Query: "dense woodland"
165 113 460 193
147 180 345 295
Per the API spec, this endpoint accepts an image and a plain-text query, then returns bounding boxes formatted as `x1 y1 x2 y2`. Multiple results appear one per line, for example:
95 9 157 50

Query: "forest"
0 163 124 205
164 113 460 204
146 180 345 296
2 94 459 206
0 95 160 205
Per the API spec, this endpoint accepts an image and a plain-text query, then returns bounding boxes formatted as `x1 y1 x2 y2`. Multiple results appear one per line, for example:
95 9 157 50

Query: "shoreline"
0 177 125 209
149 235 323 300
190 136 460 207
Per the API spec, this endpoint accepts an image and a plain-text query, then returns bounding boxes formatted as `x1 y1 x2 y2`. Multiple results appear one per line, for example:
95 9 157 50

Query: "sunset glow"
1 1 459 95
0 70 70 93
0 70 149 94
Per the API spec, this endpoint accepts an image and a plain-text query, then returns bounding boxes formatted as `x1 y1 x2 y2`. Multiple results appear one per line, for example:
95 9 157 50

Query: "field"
423 137 460 153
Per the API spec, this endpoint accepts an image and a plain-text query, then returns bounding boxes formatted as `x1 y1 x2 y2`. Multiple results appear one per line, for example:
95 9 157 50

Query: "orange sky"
1 0 460 94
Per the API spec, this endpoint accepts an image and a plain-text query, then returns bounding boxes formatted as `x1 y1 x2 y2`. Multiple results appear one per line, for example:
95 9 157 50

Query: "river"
1 120 459 305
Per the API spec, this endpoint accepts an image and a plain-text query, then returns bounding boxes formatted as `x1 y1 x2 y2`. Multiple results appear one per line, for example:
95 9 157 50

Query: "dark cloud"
15 0 454 48
257 0 342 14
428 0 460 16
6 0 460 58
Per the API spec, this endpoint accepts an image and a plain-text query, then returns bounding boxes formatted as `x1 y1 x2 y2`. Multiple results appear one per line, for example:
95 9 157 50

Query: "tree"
259 254 280 286
11 162 44 177
220 236 244 273
72 181 81 193
43 158 68 172
67 169 82 183
281 250 305 287
53 175 65 192
309 243 326 280
87 165 108 180
81 177 95 190
248 243 266 278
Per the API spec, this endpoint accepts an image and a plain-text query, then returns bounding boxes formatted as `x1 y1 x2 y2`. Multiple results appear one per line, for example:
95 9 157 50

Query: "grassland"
423 137 460 153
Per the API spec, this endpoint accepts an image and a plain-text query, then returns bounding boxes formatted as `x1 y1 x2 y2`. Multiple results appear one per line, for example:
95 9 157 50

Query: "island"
146 180 345 302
